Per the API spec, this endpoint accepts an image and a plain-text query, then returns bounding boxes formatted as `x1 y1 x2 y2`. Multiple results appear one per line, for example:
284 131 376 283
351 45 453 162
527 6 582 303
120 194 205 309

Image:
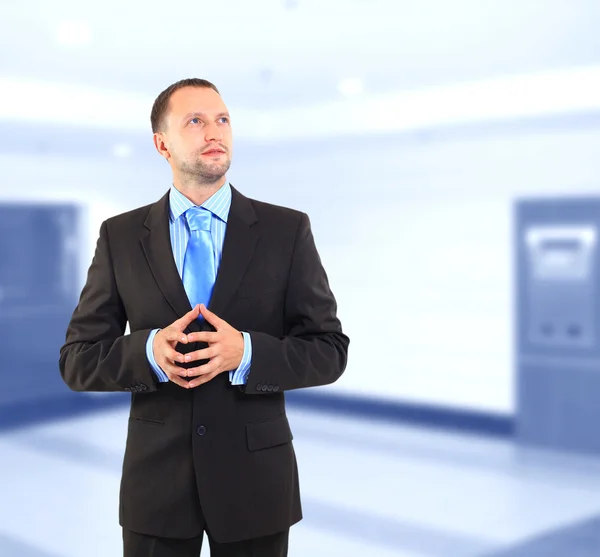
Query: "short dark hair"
150 78 220 133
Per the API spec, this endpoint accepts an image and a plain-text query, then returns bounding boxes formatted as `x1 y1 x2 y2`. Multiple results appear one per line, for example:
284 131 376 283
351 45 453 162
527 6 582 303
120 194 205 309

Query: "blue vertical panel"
515 197 600 454
0 203 116 428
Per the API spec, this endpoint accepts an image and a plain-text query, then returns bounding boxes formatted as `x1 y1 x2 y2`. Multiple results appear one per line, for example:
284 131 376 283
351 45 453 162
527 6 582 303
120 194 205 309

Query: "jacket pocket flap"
246 415 293 451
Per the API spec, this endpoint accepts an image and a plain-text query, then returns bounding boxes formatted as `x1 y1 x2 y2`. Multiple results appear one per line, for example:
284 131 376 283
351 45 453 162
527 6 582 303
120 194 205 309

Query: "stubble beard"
178 154 231 187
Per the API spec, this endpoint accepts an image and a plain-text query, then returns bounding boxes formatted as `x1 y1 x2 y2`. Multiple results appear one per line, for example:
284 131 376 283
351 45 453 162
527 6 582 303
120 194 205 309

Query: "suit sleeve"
59 220 158 392
244 212 349 394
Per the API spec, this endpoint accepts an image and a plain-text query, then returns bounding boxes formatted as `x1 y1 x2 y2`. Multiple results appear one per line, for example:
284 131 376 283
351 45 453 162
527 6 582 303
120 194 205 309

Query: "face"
154 86 233 185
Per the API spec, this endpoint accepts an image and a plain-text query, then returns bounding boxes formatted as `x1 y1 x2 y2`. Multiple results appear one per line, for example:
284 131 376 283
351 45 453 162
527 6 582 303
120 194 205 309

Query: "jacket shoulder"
106 202 155 226
100 201 159 241
247 196 306 227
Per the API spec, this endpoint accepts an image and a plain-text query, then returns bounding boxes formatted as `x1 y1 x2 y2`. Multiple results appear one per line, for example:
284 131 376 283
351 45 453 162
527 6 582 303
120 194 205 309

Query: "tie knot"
185 207 212 231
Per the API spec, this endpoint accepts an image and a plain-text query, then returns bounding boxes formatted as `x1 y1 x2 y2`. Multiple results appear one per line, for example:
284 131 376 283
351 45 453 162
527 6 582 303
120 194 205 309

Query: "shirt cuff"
229 331 252 385
146 328 169 383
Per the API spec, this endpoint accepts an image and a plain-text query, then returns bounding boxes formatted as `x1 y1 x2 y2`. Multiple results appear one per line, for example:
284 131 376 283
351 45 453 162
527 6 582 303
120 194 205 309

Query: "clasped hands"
152 304 244 389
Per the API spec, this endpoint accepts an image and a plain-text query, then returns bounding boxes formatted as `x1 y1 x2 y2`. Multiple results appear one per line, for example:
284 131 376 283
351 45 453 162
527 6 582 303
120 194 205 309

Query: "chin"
203 168 229 183
209 162 231 177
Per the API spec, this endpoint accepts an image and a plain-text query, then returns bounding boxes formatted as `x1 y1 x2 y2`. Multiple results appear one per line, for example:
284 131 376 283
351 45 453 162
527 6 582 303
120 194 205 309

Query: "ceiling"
1 0 600 111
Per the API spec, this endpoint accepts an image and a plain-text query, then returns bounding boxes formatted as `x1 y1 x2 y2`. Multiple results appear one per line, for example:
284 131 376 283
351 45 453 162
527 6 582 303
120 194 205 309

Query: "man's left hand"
182 304 244 388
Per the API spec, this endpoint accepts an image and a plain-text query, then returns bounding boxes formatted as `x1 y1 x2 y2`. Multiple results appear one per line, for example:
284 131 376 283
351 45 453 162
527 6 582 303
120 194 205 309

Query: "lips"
202 149 225 156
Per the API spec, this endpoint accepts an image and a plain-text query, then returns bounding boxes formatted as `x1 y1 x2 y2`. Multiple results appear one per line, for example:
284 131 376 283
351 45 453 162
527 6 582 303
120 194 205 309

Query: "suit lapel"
208 185 259 319
140 185 259 331
140 190 195 328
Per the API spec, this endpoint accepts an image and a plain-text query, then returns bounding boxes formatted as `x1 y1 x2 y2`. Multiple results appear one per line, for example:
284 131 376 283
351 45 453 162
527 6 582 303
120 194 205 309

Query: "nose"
204 121 223 143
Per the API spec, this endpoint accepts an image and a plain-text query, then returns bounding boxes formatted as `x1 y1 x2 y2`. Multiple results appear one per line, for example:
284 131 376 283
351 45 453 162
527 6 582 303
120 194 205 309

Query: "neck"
173 176 226 206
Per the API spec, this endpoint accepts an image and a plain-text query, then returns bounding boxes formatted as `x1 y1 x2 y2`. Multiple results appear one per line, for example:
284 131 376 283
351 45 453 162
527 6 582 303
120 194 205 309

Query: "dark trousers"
123 527 289 557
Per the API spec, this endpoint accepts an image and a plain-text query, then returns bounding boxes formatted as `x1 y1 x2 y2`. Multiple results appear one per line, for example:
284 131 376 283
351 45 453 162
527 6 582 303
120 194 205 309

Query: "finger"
189 371 219 388
183 347 216 363
165 372 191 389
185 331 219 343
159 360 189 378
155 332 186 360
165 348 186 364
174 305 201 330
185 360 221 378
163 328 189 344
199 304 223 327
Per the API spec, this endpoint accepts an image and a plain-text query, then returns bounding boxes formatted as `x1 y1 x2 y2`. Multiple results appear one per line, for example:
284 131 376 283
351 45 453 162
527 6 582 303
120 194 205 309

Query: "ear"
153 132 171 161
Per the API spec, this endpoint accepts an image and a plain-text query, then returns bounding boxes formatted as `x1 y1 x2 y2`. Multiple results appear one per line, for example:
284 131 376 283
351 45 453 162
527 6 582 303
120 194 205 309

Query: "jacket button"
273 386 279 392
124 387 131 392
267 385 273 392
256 383 263 391
196 425 206 436
261 384 268 392
140 384 147 391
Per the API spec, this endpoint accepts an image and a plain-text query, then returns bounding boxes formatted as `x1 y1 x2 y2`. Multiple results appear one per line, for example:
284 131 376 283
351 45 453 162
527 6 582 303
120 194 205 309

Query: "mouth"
202 149 226 156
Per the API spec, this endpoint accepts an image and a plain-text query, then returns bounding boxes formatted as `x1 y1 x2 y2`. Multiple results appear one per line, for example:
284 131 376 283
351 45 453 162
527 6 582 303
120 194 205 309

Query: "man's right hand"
152 304 201 389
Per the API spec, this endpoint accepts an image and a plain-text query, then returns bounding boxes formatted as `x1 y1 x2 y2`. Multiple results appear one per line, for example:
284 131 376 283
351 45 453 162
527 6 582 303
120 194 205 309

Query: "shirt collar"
169 181 231 224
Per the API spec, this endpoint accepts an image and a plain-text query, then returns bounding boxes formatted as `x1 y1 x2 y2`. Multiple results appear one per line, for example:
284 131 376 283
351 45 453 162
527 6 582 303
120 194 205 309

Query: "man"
59 78 350 557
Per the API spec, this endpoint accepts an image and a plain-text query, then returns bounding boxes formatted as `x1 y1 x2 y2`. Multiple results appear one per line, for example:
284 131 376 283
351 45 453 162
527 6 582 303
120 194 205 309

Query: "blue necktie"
182 207 216 319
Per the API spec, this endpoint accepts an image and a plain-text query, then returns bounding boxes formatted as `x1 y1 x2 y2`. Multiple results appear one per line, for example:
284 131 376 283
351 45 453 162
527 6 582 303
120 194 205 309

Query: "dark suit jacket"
59 185 350 543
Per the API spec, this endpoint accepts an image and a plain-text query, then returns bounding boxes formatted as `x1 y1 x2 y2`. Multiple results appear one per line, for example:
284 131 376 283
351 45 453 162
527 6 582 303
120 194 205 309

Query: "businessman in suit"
59 78 349 557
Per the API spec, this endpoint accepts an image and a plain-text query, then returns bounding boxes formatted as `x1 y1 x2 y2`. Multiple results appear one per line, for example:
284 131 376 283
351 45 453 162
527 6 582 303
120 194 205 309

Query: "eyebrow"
181 111 230 124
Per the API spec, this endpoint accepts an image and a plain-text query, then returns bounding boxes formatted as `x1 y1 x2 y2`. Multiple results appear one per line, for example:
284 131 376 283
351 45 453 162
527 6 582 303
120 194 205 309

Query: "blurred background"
2 0 600 555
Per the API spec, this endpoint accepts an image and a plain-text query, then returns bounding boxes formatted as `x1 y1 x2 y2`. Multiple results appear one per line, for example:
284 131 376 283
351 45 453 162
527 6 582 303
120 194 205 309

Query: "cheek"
221 126 233 142
175 138 200 157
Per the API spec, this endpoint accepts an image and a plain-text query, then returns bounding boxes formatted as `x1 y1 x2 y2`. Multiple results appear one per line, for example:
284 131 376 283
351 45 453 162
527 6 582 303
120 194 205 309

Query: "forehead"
168 86 228 118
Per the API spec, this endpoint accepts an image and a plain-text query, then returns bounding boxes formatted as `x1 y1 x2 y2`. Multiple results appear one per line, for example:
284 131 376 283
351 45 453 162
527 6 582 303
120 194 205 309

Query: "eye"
219 117 229 124
190 117 201 125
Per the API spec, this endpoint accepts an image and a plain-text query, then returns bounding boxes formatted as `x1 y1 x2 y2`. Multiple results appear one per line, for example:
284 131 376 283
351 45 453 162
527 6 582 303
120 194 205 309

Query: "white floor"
2 407 600 556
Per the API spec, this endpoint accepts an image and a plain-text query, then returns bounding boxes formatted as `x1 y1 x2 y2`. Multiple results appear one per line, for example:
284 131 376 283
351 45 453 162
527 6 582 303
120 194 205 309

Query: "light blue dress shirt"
145 182 252 385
